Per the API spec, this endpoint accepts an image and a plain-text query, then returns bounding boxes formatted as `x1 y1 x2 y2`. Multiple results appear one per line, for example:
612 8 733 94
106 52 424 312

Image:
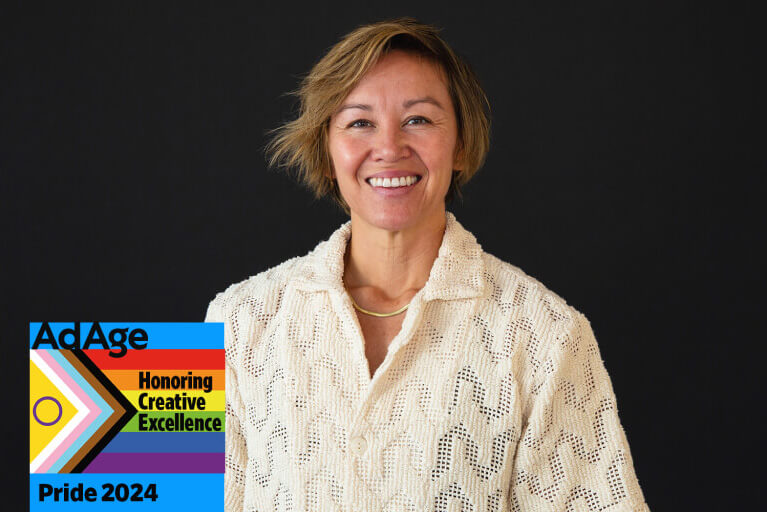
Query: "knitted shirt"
205 212 649 512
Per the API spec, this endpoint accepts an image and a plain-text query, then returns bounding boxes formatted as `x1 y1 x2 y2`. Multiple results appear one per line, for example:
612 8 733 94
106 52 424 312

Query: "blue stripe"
101 432 224 453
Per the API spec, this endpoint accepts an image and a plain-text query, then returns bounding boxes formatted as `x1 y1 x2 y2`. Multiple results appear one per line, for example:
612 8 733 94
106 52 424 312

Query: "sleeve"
206 299 248 512
510 312 650 512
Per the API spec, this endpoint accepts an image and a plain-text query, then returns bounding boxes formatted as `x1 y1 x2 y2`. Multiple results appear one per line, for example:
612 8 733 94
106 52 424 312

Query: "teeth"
368 176 418 188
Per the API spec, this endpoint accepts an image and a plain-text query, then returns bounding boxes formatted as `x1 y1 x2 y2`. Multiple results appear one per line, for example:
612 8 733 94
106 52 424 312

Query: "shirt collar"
291 211 486 302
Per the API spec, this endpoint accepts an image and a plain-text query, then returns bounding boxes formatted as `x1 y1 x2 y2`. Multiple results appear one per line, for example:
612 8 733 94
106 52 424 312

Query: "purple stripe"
83 452 224 473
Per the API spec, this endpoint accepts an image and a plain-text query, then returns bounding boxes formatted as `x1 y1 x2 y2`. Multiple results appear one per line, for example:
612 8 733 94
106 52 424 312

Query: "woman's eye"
349 119 373 128
406 117 430 126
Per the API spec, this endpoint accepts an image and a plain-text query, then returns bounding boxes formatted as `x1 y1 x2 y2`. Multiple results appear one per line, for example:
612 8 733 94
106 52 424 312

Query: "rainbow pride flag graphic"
30 322 224 510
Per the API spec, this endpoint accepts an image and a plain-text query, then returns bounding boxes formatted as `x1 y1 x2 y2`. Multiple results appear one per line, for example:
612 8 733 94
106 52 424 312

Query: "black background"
3 2 764 509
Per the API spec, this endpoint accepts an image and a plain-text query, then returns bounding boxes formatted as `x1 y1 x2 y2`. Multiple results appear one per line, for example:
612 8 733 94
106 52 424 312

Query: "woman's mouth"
366 175 421 188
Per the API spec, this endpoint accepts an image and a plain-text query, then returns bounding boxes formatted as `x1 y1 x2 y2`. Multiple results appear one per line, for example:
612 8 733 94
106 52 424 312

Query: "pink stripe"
36 350 101 472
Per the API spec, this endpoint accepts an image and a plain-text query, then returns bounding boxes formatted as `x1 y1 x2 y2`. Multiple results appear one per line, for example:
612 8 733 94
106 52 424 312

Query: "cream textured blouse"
206 212 649 512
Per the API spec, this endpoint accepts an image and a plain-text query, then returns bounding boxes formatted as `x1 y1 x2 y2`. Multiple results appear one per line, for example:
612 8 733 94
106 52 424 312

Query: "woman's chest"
238 297 528 426
233 296 546 511
238 299 526 470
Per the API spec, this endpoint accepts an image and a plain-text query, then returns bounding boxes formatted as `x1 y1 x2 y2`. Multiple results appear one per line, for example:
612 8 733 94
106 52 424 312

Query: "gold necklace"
348 293 409 318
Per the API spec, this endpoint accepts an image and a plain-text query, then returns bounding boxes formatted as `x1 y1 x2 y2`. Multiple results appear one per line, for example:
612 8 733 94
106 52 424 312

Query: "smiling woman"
207 17 650 512
328 51 458 233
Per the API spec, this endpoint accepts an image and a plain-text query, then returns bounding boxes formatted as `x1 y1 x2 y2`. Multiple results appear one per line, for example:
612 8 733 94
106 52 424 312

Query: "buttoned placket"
326 286 428 511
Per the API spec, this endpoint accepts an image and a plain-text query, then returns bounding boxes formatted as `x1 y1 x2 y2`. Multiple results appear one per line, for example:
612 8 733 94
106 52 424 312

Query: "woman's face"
328 50 460 233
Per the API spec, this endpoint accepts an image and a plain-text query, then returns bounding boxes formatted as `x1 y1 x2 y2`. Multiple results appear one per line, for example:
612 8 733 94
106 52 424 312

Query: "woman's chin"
353 205 443 234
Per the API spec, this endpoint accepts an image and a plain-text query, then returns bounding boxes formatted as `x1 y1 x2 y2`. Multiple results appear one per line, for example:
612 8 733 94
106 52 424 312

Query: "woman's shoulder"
478 251 603 381
204 221 348 345
480 250 584 327
204 254 308 323
449 213 584 327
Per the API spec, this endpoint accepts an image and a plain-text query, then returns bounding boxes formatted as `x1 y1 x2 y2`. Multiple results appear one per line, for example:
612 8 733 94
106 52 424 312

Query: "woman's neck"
344 210 446 299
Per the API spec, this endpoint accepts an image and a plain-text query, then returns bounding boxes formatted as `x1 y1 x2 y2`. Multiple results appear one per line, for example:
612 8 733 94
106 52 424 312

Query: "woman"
207 18 649 512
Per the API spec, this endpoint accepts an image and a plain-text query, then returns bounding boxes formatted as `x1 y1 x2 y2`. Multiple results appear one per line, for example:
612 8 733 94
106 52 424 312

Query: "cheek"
329 136 368 177
420 136 458 175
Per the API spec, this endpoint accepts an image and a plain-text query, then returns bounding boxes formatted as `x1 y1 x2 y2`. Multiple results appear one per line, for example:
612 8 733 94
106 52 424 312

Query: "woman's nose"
371 123 410 162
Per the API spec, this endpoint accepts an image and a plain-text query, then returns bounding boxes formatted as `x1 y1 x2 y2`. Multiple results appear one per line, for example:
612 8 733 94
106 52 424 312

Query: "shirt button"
349 436 367 456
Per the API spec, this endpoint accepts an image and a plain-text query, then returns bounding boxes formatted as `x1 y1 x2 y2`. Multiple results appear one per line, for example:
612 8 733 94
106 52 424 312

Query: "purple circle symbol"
33 396 62 426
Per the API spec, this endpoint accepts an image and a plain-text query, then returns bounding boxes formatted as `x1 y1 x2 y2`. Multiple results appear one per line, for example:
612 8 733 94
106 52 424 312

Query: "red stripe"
82 350 224 369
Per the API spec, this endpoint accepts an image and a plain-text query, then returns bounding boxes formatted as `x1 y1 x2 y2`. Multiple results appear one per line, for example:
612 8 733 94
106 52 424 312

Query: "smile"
366 176 421 188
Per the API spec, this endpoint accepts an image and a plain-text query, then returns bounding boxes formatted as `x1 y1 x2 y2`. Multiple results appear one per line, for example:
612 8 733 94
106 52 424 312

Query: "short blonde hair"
266 17 491 211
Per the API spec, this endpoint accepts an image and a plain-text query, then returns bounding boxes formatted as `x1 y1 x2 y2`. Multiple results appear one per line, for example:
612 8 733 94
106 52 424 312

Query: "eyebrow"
404 96 445 110
336 96 445 114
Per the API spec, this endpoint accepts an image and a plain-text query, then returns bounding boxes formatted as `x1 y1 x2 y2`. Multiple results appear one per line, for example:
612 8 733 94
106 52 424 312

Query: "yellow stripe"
123 390 224 412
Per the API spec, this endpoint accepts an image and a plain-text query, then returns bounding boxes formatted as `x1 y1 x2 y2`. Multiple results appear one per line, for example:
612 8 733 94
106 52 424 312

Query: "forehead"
343 50 450 104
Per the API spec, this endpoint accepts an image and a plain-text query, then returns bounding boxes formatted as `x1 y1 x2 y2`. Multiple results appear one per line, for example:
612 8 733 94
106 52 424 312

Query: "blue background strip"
29 323 224 349
30 474 223 510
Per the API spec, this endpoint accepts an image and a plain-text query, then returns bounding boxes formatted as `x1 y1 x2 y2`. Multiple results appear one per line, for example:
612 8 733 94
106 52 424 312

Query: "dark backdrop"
3 2 764 509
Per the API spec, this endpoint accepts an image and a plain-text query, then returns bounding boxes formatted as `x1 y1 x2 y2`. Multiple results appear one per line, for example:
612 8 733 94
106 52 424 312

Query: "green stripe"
121 411 225 432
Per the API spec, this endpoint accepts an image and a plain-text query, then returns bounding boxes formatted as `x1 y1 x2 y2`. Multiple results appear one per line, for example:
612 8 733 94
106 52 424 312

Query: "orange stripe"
102 370 225 390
